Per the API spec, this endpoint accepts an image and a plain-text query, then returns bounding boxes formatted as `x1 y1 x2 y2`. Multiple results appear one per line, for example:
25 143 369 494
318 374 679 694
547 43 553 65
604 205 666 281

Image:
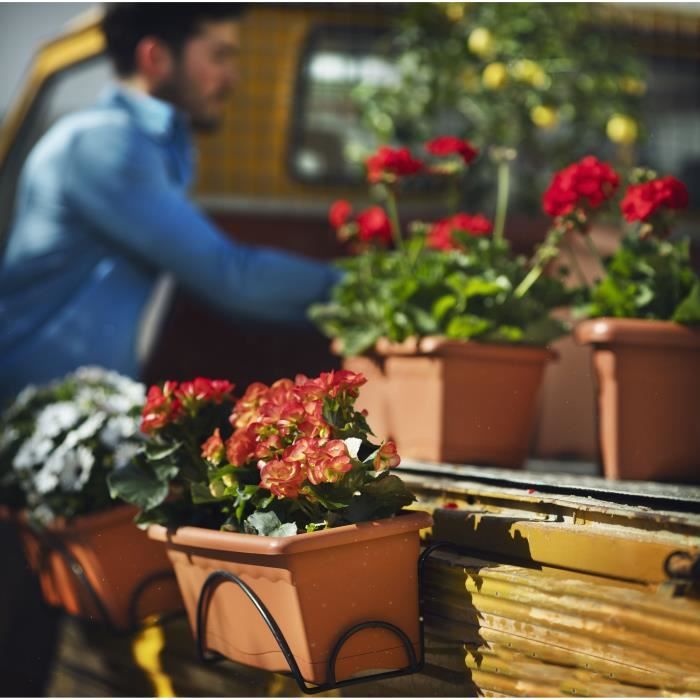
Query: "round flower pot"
17 505 182 629
575 318 700 481
344 337 554 467
148 510 432 685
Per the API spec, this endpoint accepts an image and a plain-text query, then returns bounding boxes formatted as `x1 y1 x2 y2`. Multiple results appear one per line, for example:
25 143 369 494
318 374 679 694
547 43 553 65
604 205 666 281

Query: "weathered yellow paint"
131 617 176 698
420 551 700 695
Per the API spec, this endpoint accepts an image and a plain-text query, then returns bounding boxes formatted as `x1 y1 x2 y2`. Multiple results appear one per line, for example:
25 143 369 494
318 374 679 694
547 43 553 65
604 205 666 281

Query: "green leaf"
343 473 415 523
145 441 182 461
269 522 298 537
673 280 700 324
432 294 457 320
191 481 222 504
107 463 169 511
446 315 492 339
153 462 179 482
243 510 298 537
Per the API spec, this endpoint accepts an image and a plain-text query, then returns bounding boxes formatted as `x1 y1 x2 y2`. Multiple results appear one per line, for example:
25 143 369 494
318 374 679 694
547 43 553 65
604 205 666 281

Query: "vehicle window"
288 27 396 185
0 55 111 247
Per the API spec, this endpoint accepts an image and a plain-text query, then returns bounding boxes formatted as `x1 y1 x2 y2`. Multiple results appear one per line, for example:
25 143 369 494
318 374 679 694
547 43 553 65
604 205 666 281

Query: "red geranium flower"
366 146 423 183
621 176 689 222
329 200 352 229
356 206 393 245
426 213 492 251
425 136 478 165
542 155 620 218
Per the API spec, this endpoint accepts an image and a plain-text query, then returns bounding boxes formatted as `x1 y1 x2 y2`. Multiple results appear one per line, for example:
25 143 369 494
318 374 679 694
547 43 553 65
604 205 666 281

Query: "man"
0 3 340 402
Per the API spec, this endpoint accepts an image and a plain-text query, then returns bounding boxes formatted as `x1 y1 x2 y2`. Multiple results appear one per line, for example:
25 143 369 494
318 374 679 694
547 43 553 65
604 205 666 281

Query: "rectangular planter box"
345 337 553 467
576 318 700 481
17 505 182 629
148 510 432 685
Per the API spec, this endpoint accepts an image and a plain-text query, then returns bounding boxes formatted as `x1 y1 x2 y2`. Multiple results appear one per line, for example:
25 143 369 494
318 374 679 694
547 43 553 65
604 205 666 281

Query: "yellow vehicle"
1 5 699 697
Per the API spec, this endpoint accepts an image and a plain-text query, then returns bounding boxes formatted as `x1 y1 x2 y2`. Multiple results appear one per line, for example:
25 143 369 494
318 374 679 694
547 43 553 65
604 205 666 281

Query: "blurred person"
0 3 340 403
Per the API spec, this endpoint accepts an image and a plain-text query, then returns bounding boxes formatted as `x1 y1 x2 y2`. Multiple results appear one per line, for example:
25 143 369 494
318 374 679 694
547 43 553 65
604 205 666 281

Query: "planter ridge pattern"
149 510 433 686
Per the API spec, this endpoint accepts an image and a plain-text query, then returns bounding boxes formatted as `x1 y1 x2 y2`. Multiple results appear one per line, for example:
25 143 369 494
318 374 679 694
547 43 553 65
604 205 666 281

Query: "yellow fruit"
530 105 559 129
606 114 638 144
445 3 465 21
511 59 548 88
468 28 495 58
482 62 508 90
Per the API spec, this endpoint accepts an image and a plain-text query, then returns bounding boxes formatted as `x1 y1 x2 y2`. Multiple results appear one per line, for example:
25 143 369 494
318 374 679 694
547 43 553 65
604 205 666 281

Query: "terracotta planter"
342 337 554 467
18 505 182 629
148 510 432 685
340 352 391 441
576 318 700 482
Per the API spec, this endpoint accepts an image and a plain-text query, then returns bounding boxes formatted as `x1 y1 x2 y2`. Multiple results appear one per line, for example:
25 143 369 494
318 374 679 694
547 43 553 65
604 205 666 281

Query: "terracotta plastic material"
18 505 182 629
576 318 700 482
344 337 554 467
341 353 391 440
148 510 433 684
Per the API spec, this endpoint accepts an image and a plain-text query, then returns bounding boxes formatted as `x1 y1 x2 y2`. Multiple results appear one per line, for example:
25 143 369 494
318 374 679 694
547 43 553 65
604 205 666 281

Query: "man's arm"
65 122 339 325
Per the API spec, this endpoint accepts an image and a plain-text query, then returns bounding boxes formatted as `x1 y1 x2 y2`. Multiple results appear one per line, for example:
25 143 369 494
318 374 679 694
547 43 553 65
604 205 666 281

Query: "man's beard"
152 70 222 133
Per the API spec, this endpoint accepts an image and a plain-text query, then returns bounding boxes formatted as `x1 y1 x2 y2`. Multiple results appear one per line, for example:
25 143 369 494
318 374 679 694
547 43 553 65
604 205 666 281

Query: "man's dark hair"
102 3 245 77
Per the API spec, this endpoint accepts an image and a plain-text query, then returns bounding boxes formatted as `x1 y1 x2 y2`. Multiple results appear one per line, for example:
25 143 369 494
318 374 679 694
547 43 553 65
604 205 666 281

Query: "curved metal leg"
30 526 182 635
36 530 115 629
194 539 461 695
127 569 181 631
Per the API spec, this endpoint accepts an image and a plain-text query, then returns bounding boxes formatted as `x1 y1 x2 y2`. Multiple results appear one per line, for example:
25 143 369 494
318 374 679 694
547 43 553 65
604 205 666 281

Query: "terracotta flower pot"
18 505 182 629
576 318 700 482
343 337 554 467
148 510 432 685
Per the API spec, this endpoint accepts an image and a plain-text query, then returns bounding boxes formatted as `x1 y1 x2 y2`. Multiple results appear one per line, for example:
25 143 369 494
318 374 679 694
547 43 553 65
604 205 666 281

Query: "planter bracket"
195 541 458 694
28 525 179 634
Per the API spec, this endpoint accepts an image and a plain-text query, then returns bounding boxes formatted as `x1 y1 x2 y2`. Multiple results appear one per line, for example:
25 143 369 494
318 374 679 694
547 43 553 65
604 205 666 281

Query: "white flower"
35 402 82 440
100 415 140 449
343 437 363 460
58 446 95 492
3 384 37 421
114 442 141 469
33 464 60 494
32 503 56 526
12 437 55 471
0 426 20 452
68 412 108 445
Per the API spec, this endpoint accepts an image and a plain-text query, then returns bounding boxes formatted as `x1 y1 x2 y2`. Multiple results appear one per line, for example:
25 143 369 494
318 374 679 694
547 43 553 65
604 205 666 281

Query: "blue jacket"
0 85 339 401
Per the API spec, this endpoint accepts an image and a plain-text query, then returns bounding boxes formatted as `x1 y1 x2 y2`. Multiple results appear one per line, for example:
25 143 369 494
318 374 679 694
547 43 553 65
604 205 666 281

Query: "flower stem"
385 187 405 255
561 236 589 288
514 226 564 298
493 158 510 245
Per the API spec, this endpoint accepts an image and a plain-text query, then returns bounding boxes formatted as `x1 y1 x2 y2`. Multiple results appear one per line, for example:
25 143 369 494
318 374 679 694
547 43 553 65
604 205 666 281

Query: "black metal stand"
195 541 457 694
29 526 182 635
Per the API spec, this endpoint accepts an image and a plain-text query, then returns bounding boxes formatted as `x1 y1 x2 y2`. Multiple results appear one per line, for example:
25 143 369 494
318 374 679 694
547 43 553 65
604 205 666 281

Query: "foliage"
0 367 146 525
309 139 574 357
312 235 572 356
585 236 700 322
354 3 646 210
108 372 415 534
579 168 699 322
